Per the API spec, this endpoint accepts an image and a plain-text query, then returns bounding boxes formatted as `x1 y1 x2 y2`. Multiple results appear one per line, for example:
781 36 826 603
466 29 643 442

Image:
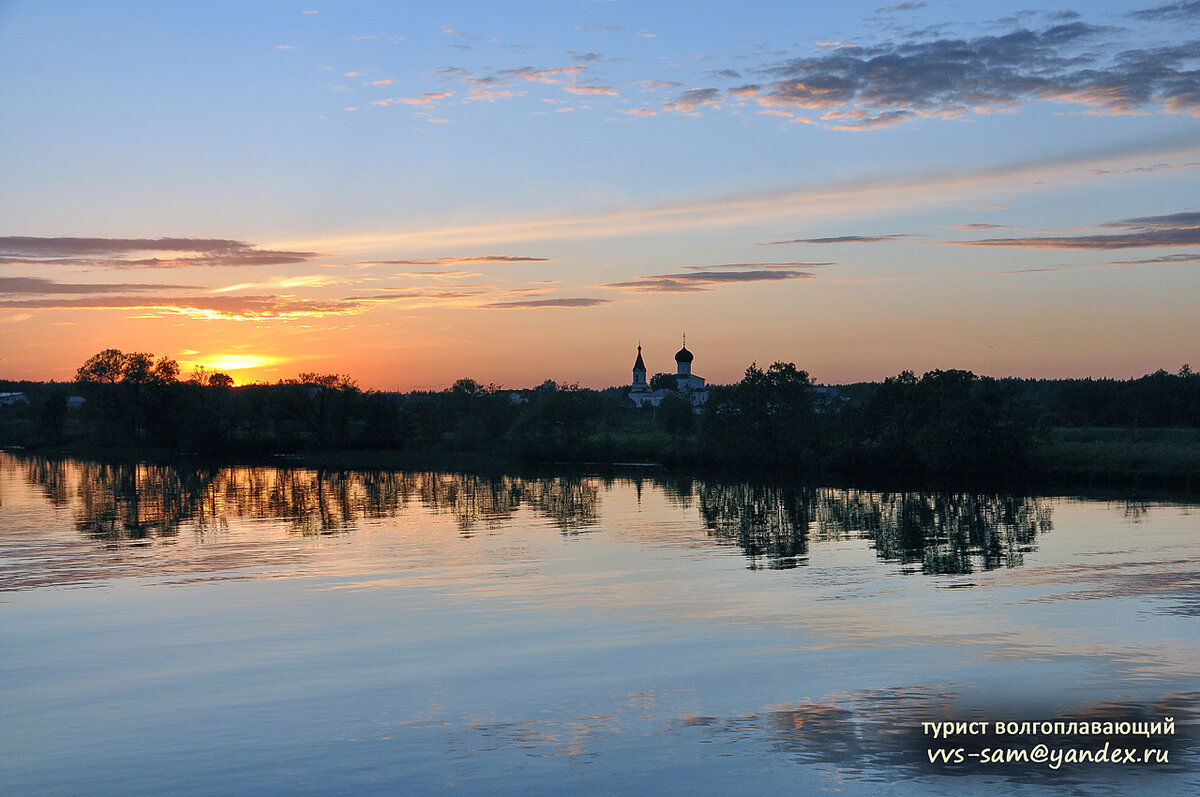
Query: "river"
1 454 1197 795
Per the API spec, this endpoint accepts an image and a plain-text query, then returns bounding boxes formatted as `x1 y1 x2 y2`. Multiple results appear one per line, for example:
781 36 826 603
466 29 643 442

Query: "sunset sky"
2 0 1198 389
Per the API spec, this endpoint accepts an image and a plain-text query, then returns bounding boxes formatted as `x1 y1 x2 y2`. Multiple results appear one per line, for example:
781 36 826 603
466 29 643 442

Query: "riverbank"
9 425 1200 498
1038 427 1200 492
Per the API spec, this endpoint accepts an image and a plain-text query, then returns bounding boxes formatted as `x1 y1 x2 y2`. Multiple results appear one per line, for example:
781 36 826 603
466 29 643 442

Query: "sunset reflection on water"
1 453 1198 795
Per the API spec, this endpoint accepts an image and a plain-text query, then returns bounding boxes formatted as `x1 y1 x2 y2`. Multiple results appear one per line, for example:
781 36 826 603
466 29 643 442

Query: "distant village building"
629 339 708 408
0 392 30 407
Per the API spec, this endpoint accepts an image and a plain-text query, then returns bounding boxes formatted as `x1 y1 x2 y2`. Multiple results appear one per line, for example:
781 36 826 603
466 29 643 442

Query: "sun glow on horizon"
185 354 284 377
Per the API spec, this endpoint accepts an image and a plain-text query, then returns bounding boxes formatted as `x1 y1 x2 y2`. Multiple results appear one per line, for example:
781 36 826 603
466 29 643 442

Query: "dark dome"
674 346 693 363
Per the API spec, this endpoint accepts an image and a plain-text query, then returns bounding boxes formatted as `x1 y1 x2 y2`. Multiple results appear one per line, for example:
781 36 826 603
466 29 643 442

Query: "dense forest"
1 348 1198 486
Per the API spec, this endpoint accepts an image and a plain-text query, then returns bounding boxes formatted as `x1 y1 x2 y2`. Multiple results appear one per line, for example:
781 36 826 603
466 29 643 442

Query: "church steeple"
632 344 647 388
675 335 693 376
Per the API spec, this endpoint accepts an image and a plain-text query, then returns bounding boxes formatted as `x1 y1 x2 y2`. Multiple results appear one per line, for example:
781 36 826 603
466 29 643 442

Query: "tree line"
1 348 1197 483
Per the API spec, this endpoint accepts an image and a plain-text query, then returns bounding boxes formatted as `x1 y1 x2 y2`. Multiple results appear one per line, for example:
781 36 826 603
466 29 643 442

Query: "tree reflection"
13 455 1050 572
25 458 71 507
15 456 605 540
699 484 1051 573
524 476 600 532
698 483 815 569
72 462 210 541
419 473 522 534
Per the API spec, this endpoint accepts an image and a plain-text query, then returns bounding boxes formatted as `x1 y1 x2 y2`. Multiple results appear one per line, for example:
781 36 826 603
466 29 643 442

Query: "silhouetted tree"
73 348 180 444
657 390 695 437
702 361 817 469
649 372 678 391
277 372 359 447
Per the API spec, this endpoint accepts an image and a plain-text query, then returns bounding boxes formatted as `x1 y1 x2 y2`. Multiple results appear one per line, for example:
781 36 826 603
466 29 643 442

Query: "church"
628 339 708 408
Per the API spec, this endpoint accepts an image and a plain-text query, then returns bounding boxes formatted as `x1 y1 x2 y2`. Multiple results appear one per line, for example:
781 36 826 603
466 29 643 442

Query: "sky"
1 0 1198 389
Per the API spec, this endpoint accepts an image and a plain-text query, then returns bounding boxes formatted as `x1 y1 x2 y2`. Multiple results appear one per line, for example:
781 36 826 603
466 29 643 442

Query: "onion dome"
674 345 693 363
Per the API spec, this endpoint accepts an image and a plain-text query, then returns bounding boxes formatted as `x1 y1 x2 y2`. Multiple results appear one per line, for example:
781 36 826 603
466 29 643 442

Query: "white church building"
629 339 708 408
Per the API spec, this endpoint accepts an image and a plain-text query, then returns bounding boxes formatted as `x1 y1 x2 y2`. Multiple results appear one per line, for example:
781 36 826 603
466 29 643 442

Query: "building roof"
674 345 693 363
633 345 646 372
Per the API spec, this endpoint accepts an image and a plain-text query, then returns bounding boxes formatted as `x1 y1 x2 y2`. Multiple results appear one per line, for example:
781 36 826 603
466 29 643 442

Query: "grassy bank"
1038 427 1200 490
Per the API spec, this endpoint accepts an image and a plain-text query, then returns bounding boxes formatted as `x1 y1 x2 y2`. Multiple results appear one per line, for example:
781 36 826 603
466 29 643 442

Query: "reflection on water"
698 484 1051 573
13 455 1050 575
3 453 1199 796
19 458 604 541
717 689 1199 787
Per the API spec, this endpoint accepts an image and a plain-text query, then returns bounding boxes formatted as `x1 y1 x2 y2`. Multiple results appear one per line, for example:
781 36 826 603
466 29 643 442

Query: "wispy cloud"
945 223 1014 230
0 286 505 320
952 210 1200 249
964 250 1200 277
354 289 488 302
750 21 1200 128
640 80 684 90
0 277 200 294
677 261 834 270
0 295 366 321
1129 1 1200 22
480 297 610 308
1106 252 1200 265
604 266 819 294
0 237 327 268
209 275 335 294
756 234 913 245
663 87 721 113
371 91 453 107
1102 210 1200 229
436 67 513 100
502 65 586 83
273 141 1200 252
357 255 550 266
565 84 619 96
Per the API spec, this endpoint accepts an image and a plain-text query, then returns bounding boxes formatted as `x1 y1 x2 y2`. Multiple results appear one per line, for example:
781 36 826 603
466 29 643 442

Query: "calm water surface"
1 454 1198 795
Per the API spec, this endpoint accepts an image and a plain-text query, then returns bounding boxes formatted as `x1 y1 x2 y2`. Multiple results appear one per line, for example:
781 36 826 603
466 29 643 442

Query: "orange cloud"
271 141 1200 253
566 85 619 96
504 66 586 84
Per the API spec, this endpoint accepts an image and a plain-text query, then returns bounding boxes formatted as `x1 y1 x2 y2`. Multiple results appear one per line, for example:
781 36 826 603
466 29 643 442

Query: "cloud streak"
0 277 200 294
0 287 504 320
272 140 1200 252
503 66 586 83
356 255 550 266
604 267 818 294
371 92 453 107
0 295 366 321
756 234 913 245
1106 252 1200 265
480 297 610 309
677 261 834 270
0 237 326 269
1129 1 1200 22
565 84 619 96
664 87 721 113
743 21 1200 128
952 210 1200 249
